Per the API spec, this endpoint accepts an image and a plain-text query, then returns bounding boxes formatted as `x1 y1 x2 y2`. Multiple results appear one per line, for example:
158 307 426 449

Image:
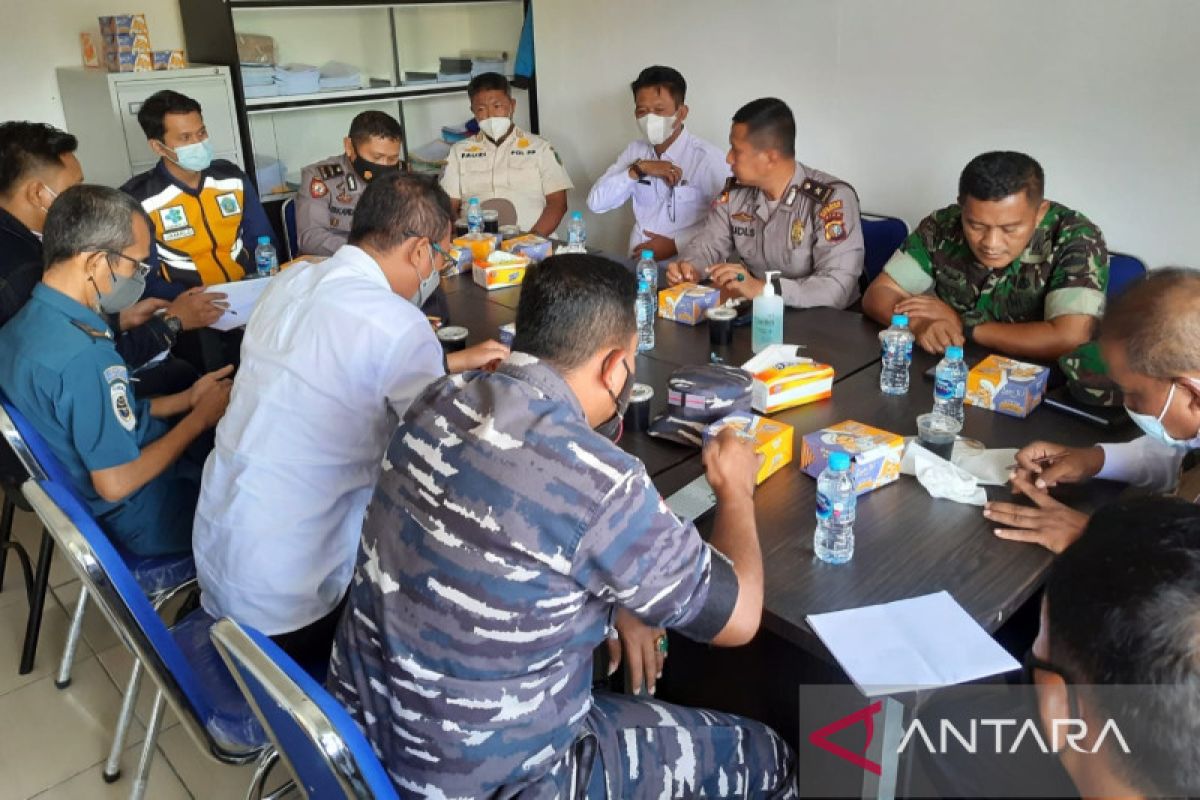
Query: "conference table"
439 269 1133 788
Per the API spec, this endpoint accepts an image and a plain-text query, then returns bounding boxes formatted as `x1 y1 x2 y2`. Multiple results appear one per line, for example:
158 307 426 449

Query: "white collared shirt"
193 245 445 634
1097 435 1187 492
587 128 730 256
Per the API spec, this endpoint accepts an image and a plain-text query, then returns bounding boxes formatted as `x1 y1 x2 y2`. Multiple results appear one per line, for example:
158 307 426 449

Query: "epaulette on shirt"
70 320 113 341
317 163 344 180
799 178 835 205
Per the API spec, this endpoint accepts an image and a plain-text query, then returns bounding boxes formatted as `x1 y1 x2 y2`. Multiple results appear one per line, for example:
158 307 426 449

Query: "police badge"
790 219 804 248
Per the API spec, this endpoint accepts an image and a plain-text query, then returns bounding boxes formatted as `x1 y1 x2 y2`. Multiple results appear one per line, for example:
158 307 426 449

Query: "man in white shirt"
192 174 508 667
586 66 730 262
985 268 1200 552
439 72 572 236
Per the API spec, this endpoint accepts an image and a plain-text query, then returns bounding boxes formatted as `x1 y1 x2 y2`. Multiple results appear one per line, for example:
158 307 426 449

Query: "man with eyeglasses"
192 174 507 667
985 269 1200 553
0 185 233 556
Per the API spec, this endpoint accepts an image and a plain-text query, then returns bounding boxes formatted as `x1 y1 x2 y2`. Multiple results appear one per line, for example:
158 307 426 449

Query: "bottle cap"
257 236 270 245
468 197 479 205
641 249 654 261
762 270 780 297
891 313 909 327
572 211 583 220
829 451 852 471
946 345 964 360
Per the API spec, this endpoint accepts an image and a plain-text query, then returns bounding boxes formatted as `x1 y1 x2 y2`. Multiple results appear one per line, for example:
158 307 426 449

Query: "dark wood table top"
651 363 1132 653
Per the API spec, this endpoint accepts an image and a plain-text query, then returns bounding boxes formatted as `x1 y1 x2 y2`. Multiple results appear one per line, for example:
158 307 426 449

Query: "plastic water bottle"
567 211 586 251
466 198 483 234
879 313 915 395
635 249 657 352
254 236 277 277
815 451 856 564
933 345 967 423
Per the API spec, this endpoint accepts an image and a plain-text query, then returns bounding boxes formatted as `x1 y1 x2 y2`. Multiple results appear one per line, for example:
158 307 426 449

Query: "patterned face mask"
595 356 633 442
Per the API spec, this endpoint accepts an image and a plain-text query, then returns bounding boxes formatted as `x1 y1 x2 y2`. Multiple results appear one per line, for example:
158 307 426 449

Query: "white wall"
533 0 1200 268
0 0 184 127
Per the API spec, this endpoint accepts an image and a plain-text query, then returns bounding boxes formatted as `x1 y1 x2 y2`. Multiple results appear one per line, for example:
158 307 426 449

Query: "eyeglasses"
93 250 153 279
1023 648 1079 719
404 232 457 275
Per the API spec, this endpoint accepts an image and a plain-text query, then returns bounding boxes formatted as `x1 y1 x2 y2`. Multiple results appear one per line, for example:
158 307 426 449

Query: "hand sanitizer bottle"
751 270 783 353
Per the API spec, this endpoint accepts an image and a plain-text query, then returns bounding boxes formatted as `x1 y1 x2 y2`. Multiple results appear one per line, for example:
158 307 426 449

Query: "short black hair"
43 184 144 270
731 97 795 158
137 90 202 141
467 72 511 101
348 110 403 146
1045 497 1200 796
1100 267 1200 378
0 122 78 198
349 173 452 252
630 66 687 107
512 254 637 372
958 151 1045 204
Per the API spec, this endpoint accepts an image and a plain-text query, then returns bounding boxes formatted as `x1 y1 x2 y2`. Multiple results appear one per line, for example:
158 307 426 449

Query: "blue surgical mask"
408 243 443 308
167 139 214 173
1126 382 1200 448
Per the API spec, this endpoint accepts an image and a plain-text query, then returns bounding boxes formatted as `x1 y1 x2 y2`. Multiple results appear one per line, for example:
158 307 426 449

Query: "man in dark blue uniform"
0 185 232 555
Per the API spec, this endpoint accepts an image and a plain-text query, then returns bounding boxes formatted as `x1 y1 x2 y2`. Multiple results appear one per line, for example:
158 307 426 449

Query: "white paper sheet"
806 591 1020 697
206 277 272 331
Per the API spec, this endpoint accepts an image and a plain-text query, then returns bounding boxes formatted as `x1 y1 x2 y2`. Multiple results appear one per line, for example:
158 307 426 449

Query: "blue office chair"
860 213 909 286
211 618 400 799
1107 252 1148 298
281 196 299 262
21 477 277 800
0 395 196 782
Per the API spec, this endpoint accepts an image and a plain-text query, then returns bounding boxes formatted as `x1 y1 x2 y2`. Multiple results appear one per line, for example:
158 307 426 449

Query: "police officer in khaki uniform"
669 98 864 309
440 73 573 236
297 111 403 257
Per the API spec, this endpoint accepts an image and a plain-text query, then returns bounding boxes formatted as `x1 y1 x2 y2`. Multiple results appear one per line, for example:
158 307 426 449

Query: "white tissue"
901 442 987 506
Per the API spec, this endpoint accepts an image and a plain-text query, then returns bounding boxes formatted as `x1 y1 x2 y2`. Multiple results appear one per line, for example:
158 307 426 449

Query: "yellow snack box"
501 233 552 263
740 344 834 414
799 420 905 495
704 413 794 485
658 282 720 325
472 252 530 290
454 232 496 262
965 355 1050 418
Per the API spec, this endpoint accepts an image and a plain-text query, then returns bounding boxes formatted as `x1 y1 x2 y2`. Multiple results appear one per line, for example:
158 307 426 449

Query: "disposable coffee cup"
437 325 469 352
624 383 654 432
707 306 736 346
916 412 961 461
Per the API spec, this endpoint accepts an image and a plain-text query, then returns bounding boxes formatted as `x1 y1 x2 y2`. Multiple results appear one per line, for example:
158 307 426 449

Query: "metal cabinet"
56 65 244 189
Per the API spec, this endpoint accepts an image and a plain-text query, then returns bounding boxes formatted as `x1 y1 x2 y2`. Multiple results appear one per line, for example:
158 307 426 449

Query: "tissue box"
472 253 530 290
800 420 905 496
152 50 187 70
99 14 149 37
965 355 1049 418
704 413 794 485
501 234 552 263
102 32 151 55
441 245 473 277
658 283 720 325
498 323 516 347
105 49 152 72
741 344 834 414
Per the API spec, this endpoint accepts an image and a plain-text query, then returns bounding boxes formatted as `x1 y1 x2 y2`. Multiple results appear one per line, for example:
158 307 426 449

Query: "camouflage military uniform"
327 354 797 798
883 202 1108 327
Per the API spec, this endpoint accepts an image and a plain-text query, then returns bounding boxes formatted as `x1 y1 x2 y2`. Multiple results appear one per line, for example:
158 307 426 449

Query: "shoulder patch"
824 219 849 243
103 365 128 384
109 380 136 432
800 178 834 205
818 199 844 220
309 177 328 199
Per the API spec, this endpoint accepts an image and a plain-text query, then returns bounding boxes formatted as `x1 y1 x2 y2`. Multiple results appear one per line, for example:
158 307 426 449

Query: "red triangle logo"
807 700 883 775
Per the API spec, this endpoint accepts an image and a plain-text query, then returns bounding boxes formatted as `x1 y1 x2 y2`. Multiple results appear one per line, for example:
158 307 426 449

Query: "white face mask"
479 116 513 140
1126 379 1200 448
637 113 678 146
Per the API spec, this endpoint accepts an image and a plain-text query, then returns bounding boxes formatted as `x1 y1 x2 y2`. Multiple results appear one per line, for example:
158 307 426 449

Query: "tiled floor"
0 508 287 799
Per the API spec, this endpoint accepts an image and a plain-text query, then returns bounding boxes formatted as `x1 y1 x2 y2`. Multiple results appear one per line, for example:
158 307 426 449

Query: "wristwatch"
630 160 647 179
162 313 183 338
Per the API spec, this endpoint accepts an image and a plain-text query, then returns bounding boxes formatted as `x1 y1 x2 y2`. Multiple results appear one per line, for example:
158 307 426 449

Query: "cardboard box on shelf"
104 50 153 73
704 413 794 485
98 14 148 38
965 355 1050 418
152 50 187 70
658 283 720 325
102 32 152 54
799 420 905 496
741 344 834 414
80 33 101 68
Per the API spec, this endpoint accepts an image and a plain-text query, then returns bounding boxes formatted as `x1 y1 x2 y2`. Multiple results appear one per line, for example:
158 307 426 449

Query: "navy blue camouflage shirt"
328 353 738 797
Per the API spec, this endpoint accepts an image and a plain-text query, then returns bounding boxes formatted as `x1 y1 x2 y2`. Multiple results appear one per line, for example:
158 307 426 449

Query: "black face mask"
352 151 402 182
595 355 634 443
